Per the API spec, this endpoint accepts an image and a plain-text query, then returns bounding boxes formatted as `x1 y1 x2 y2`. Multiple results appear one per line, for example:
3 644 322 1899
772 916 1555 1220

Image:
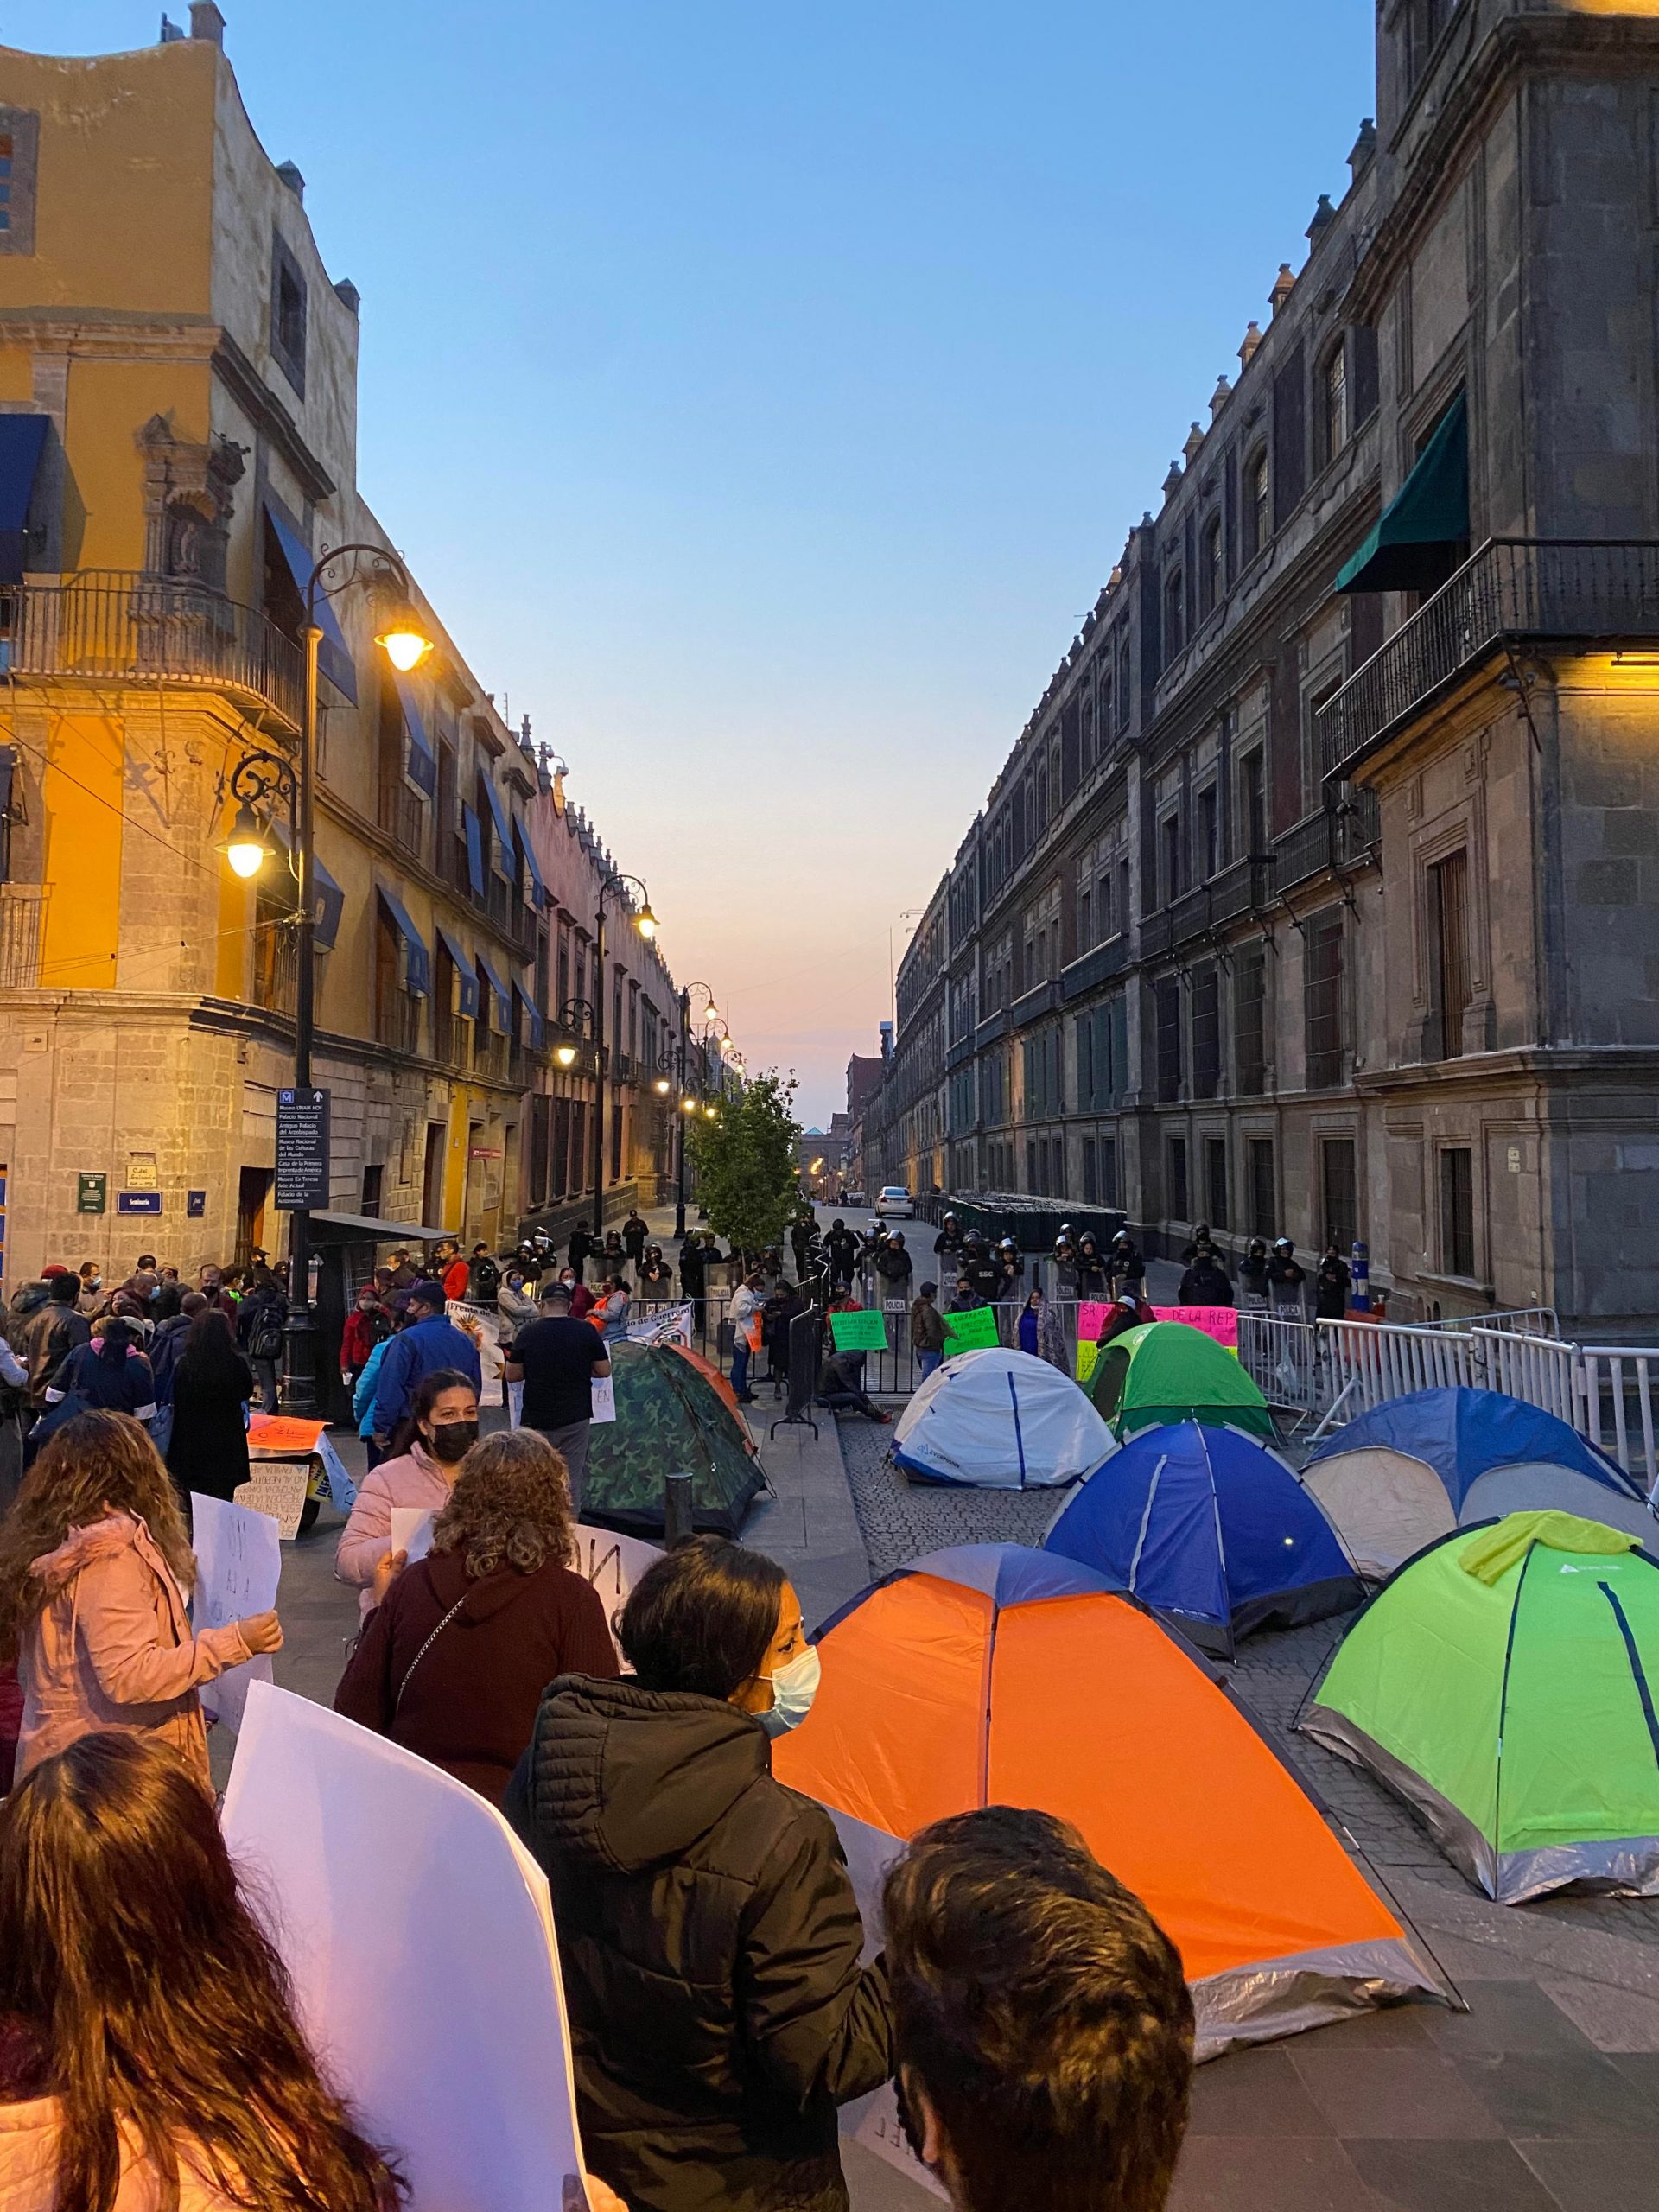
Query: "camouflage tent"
582 1338 767 1537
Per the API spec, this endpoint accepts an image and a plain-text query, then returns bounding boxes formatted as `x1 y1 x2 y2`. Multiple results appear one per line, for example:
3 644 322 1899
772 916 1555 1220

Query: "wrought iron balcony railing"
1320 538 1659 778
0 571 306 733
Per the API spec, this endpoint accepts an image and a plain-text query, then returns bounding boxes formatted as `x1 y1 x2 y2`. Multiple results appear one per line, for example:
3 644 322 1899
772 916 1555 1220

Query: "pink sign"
1153 1305 1239 1351
1077 1300 1113 1344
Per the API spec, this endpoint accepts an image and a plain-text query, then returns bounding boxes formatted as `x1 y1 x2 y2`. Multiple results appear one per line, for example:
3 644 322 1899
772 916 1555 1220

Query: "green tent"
583 1339 767 1538
1301 1511 1659 1904
1087 1321 1276 1442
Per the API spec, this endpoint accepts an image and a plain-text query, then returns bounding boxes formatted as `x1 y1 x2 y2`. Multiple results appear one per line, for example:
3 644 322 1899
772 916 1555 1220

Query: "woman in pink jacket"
0 1411 281 1792
334 1368 478 1619
0 1732 406 2210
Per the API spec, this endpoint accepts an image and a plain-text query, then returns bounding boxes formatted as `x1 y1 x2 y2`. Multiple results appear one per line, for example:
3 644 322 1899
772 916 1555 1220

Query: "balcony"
474 1030 509 1084
0 884 46 988
378 779 426 863
1274 812 1334 893
0 571 305 733
375 992 423 1056
1320 538 1659 779
435 1011 472 1069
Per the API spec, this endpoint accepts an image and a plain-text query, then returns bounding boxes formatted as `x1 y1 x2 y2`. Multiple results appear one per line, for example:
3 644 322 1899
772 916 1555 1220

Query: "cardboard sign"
590 1373 616 1425
942 1305 1001 1355
830 1308 888 1353
1154 1305 1240 1352
233 1462 310 1541
191 1492 283 1733
1077 1300 1113 1344
248 1414 327 1458
222 1685 593 2211
390 1506 437 1566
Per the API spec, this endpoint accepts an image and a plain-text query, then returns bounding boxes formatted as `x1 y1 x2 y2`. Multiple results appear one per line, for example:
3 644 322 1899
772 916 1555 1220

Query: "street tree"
686 1072 803 1256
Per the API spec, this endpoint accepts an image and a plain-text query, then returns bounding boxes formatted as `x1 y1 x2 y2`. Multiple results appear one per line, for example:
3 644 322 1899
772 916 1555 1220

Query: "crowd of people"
0 1401 1198 2212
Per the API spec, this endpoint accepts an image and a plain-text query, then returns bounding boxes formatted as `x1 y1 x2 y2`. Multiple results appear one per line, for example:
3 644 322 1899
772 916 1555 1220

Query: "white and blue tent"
892 1347 1115 1490
1300 1387 1656 1579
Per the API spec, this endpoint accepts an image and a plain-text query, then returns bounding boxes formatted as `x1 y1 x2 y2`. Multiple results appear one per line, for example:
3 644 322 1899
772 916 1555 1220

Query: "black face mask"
427 1419 478 1465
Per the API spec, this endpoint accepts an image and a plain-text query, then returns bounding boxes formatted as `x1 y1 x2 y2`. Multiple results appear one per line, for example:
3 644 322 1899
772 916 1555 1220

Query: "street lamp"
670 982 721 1237
591 873 653 1238
553 997 595 1072
224 542 434 1416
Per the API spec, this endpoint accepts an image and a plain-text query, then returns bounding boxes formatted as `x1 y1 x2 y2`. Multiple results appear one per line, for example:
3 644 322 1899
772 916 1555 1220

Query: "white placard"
570 1522 660 1662
317 1432 357 1511
852 2083 950 2202
190 1491 282 1734
628 1300 693 1348
390 1505 436 1566
590 1374 616 1425
233 1461 311 1542
447 1299 505 1408
222 1684 592 2211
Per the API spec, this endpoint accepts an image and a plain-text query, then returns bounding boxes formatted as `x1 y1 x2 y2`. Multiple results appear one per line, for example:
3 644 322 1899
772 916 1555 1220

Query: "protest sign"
942 1305 1000 1355
830 1308 888 1354
233 1462 310 1541
316 1432 357 1511
447 1300 505 1406
854 2083 950 2203
1154 1305 1240 1352
1077 1339 1100 1384
223 1685 593 2211
190 1492 282 1733
248 1413 326 1457
389 1506 436 1566
628 1301 694 1348
571 1522 661 1663
1077 1300 1113 1344
590 1373 617 1424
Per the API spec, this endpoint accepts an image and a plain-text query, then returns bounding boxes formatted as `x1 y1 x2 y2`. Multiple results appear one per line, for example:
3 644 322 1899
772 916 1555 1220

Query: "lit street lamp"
224 543 433 1415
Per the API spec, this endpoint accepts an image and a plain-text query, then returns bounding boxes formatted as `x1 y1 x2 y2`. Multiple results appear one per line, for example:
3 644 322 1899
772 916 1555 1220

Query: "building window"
1321 340 1348 464
1196 783 1218 881
1116 638 1132 728
1440 1146 1475 1278
1245 449 1269 560
1238 748 1267 859
1304 912 1345 1090
359 1164 384 1218
1163 569 1185 663
1100 1135 1120 1208
1155 978 1183 1103
1200 516 1224 618
1192 965 1220 1100
1160 812 1183 906
1248 1138 1276 1238
1167 1135 1190 1224
1321 1137 1357 1254
1234 947 1267 1094
1428 849 1471 1060
0 108 39 253
270 232 308 397
1205 1135 1230 1231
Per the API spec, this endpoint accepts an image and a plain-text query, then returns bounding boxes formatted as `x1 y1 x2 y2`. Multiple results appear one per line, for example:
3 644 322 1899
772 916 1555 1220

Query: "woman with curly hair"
0 1411 281 1790
333 1427 617 1804
0 1731 405 2211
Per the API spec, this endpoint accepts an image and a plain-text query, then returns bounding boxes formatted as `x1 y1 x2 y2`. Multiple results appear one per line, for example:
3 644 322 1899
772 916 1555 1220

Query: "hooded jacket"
15 1514 251 1789
506 1675 892 2212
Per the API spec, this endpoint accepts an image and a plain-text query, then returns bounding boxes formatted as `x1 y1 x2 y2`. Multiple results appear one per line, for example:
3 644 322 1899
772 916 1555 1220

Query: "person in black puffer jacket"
506 1535 892 2212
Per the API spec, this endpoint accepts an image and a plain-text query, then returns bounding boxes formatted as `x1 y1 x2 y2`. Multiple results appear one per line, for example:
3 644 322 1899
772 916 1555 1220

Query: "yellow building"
0 12 658 1319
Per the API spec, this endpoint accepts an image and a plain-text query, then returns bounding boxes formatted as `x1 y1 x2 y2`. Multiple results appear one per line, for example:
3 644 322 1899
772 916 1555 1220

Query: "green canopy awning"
1337 391 1469 594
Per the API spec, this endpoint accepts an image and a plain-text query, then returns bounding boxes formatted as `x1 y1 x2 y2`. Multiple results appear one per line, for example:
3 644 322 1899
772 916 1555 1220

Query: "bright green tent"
1301 1511 1659 1904
1087 1321 1275 1443
582 1339 766 1538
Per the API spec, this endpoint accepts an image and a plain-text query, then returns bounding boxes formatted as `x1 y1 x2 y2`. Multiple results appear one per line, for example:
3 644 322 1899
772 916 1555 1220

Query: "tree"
686 1072 803 1256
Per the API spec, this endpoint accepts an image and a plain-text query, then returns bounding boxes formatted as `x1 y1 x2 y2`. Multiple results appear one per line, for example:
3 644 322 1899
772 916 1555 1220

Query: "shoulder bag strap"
393 1588 470 1715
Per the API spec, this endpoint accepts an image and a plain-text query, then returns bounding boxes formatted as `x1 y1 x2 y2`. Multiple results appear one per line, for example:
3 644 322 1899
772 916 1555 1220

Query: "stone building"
0 13 681 1292
867 0 1659 1332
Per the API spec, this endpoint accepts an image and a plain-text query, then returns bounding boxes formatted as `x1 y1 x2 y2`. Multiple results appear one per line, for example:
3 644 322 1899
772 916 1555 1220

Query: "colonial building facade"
864 0 1659 1332
0 15 695 1287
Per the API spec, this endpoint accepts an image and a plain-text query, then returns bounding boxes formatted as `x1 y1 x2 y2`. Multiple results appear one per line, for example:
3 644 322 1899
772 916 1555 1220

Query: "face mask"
427 1419 478 1465
758 1643 821 1738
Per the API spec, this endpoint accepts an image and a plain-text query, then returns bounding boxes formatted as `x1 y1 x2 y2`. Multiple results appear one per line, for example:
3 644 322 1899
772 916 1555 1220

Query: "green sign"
830 1307 889 1353
943 1305 1001 1355
77 1173 106 1216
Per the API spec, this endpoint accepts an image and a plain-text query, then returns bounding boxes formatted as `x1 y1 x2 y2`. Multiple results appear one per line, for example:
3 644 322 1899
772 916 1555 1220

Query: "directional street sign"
276 1087 330 1211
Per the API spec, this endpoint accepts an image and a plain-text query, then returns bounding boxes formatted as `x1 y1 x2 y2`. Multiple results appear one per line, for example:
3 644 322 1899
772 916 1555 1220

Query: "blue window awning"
263 496 359 703
480 777 514 876
513 979 545 1050
515 813 547 911
393 674 438 798
376 883 430 997
1337 392 1470 595
269 820 345 950
476 950 512 1034
461 805 486 899
435 924 480 1016
0 416 48 584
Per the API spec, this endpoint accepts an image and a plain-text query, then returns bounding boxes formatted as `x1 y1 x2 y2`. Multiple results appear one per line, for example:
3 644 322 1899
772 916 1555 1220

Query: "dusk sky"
35 3 1375 1124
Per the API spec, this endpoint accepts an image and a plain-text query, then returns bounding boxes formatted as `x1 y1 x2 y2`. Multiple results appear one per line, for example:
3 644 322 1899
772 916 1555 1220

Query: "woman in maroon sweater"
334 1427 617 1804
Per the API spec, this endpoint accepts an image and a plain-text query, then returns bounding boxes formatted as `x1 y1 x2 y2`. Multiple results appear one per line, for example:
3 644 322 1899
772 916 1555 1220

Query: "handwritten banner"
1154 1306 1240 1352
248 1413 326 1458
830 1307 889 1353
1077 1300 1113 1344
1077 1339 1100 1383
943 1305 1001 1355
192 1492 283 1732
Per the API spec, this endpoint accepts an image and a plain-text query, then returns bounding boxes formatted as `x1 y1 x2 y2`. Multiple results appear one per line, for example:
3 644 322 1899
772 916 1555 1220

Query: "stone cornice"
211 331 335 503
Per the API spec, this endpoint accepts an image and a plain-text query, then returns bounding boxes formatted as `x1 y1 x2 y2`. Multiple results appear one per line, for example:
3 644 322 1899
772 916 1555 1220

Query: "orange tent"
774 1545 1438 2056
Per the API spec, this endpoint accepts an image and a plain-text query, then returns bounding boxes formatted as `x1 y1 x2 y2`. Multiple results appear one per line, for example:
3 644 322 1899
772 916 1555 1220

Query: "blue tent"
1300 1387 1656 1580
1044 1421 1363 1652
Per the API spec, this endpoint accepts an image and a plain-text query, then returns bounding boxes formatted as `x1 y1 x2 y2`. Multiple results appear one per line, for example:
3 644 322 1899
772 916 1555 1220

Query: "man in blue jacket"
370 1278 483 1448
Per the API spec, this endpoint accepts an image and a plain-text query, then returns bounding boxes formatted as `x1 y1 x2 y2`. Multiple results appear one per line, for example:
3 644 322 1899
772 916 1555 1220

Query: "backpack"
249 1303 285 1362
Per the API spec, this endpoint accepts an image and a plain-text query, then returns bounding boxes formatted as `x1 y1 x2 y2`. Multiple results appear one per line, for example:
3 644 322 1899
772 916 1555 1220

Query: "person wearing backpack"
467 1242 501 1306
237 1266 288 1413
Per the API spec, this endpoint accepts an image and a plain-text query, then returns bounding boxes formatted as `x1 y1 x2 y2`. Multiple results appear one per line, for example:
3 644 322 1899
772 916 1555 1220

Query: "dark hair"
48 1273 81 1306
93 1317 136 1370
0 1733 404 2212
389 1366 475 1459
883 1807 1193 2212
620 1535 785 1700
180 1290 207 1318
178 1305 247 1394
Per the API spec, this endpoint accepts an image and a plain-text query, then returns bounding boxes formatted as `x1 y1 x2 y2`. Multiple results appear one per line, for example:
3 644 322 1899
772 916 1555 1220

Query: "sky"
29 2 1376 1123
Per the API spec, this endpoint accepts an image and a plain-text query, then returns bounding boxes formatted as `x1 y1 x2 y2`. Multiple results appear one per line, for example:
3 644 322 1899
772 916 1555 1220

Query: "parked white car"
874 1185 914 1219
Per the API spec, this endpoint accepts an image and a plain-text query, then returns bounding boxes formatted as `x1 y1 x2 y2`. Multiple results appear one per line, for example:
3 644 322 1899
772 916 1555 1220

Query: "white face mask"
758 1644 821 1738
